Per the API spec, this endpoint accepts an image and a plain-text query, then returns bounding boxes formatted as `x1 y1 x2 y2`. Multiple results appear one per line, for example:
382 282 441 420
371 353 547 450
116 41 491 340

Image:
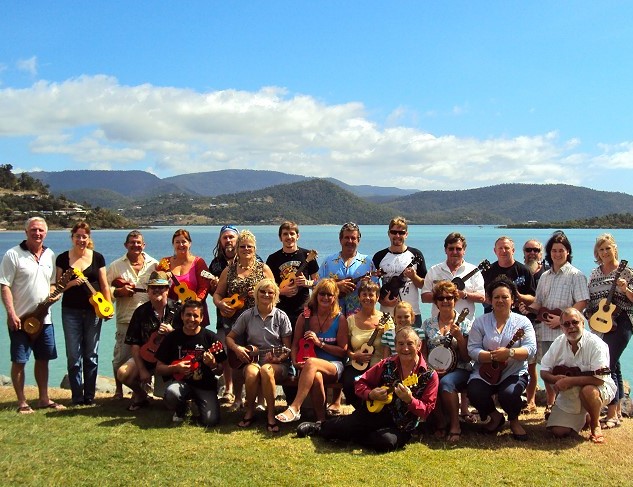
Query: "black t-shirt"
125 299 182 346
482 261 536 313
266 247 319 322
155 327 223 390
56 250 106 310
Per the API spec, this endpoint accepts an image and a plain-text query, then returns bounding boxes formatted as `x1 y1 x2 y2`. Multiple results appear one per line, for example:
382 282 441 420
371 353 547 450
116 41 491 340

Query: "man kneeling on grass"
296 326 438 452
155 300 226 426
540 308 616 444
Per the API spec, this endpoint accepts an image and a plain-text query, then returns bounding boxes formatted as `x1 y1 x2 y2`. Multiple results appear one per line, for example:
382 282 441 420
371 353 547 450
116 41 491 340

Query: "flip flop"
127 398 150 411
17 405 34 414
590 433 606 444
238 415 257 428
275 406 301 423
38 402 66 410
267 421 280 433
446 431 461 443
600 418 620 429
219 392 235 404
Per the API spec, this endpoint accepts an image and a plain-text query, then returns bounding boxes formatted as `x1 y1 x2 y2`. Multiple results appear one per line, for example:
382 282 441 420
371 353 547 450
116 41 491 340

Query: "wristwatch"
508 348 516 358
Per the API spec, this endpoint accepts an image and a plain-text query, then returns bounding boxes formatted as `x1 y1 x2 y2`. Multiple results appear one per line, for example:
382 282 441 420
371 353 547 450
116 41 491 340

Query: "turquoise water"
2 224 632 386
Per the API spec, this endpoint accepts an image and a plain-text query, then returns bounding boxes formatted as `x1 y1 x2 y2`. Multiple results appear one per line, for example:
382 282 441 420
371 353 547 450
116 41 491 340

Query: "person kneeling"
296 326 438 452
540 308 616 444
155 300 226 426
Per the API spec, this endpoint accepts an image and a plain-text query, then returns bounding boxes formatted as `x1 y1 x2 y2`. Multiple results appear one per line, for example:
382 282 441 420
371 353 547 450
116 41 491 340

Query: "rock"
59 374 131 394
0 375 11 386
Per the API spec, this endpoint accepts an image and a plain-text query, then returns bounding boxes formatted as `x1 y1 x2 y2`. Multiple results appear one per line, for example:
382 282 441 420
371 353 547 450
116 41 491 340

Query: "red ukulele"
296 307 317 363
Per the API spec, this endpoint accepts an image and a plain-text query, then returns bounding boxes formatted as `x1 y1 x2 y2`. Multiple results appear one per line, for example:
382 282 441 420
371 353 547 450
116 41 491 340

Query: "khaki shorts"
547 383 615 432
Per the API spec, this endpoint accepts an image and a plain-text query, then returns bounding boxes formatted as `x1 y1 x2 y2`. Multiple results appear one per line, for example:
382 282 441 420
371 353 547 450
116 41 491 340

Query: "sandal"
544 405 553 420
127 398 150 411
17 405 34 414
590 433 606 444
600 417 621 429
37 402 66 410
326 405 341 416
267 421 280 433
220 392 235 405
275 406 301 423
459 412 477 423
446 431 461 443
521 404 537 415
238 415 257 428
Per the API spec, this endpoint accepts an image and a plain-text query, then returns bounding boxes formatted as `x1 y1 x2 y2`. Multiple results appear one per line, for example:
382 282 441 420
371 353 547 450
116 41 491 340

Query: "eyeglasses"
258 289 275 296
239 245 254 249
318 292 335 298
524 247 541 253
389 230 406 236
561 319 581 328
436 296 455 302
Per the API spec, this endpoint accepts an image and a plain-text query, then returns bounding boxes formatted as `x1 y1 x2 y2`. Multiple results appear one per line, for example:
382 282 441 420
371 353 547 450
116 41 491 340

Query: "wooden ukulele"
227 345 291 369
279 250 318 293
590 260 629 333
366 372 420 413
379 255 424 301
427 308 470 373
157 257 197 302
296 307 317 363
536 307 562 323
21 268 75 340
111 277 147 294
139 308 176 363
552 365 611 377
351 312 392 371
479 329 525 385
171 341 227 381
73 268 114 319
451 260 491 291
220 293 246 318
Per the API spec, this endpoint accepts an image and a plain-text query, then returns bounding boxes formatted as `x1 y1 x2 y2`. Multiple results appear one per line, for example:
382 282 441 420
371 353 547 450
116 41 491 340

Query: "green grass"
1 386 632 486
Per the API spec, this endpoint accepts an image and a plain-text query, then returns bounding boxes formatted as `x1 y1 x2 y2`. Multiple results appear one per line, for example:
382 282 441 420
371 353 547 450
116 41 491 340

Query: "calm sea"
2 224 632 386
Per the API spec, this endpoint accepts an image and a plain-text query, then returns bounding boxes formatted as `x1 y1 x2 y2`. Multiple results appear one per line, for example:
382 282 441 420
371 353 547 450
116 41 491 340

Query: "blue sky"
2 2 633 194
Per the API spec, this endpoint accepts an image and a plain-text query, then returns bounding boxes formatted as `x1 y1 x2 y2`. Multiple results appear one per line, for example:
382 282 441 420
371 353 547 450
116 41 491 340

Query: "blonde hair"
394 301 414 317
253 278 280 307
307 278 341 318
594 233 618 263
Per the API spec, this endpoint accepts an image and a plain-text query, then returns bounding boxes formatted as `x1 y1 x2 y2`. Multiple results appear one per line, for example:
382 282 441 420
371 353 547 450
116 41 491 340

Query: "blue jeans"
601 312 633 404
467 373 529 421
164 381 221 427
62 307 102 404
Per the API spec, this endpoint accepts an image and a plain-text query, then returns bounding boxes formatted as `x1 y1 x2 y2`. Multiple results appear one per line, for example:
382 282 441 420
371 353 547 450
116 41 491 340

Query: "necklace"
238 260 253 271
316 312 330 331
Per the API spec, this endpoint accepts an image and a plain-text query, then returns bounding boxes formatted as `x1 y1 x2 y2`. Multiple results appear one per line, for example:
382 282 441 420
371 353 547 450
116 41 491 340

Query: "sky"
2 2 633 194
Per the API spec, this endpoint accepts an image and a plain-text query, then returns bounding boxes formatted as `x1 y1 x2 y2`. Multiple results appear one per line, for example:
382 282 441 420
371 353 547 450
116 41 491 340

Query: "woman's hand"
303 330 321 345
489 347 511 362
351 350 372 364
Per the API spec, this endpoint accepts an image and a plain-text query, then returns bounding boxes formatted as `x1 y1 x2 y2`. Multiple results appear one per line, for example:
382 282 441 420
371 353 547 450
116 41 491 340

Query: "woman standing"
467 278 536 440
226 279 292 433
422 281 472 443
276 278 349 424
213 230 274 409
587 233 633 428
56 221 111 406
158 229 211 326
342 280 392 409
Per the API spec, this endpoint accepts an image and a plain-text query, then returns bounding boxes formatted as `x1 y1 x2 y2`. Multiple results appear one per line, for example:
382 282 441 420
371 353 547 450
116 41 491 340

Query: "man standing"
372 217 426 326
266 221 319 328
482 236 536 314
421 232 485 318
106 230 158 399
0 217 65 413
521 231 589 417
319 222 377 317
523 239 549 283
155 300 226 426
540 308 615 443
117 271 181 411
208 224 238 404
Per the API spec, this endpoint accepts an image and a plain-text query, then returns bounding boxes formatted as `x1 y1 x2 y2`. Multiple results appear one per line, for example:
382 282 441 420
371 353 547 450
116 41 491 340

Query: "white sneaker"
172 412 185 423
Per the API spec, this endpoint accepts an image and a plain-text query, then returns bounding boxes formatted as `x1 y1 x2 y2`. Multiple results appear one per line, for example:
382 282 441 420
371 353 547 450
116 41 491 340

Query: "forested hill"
383 184 633 224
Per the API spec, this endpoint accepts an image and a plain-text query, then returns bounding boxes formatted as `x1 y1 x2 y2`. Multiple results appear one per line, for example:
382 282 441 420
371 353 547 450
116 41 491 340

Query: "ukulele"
379 255 424 301
552 365 611 377
21 268 75 340
427 308 470 373
590 260 629 333
279 250 318 293
334 270 382 296
111 277 147 294
479 329 525 385
227 345 291 369
157 257 198 302
536 307 562 323
73 268 114 319
451 260 491 291
139 308 176 363
296 307 317 363
220 293 246 318
366 372 421 413
351 312 392 371
171 341 227 381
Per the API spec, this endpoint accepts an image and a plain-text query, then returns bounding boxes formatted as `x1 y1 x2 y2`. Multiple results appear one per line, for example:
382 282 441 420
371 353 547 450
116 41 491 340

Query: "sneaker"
172 412 185 423
296 421 321 438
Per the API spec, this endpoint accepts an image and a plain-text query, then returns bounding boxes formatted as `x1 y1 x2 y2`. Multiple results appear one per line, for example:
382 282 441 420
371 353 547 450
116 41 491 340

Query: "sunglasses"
524 247 541 253
436 296 455 302
318 292 335 298
561 319 581 328
258 289 275 295
389 230 406 236
239 245 254 249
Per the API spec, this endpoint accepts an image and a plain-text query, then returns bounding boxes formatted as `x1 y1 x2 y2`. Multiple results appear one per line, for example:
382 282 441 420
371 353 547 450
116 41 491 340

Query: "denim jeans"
164 381 221 427
601 312 633 404
62 307 102 404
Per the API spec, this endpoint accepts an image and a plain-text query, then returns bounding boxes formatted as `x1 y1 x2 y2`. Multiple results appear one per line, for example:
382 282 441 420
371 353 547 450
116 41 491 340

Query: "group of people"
1 216 630 452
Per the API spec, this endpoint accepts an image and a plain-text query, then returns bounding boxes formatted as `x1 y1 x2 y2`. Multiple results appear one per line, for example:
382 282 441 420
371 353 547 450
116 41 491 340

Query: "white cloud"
0 74 621 190
16 56 38 76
